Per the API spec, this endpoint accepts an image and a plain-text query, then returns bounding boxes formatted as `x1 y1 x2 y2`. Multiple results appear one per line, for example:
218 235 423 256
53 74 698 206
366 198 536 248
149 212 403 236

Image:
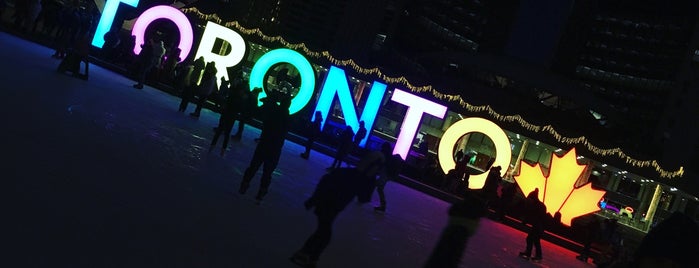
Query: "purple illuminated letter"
390 89 447 159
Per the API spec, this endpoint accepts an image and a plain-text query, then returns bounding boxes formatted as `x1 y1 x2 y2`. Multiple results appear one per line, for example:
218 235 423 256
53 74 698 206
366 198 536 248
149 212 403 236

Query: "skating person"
133 38 165 89
519 188 548 262
352 120 368 154
495 181 516 221
480 165 502 207
232 87 261 140
328 125 354 169
238 92 291 202
373 143 401 212
189 61 218 117
300 111 323 159
209 76 244 156
424 190 487 268
291 147 387 267
175 60 195 112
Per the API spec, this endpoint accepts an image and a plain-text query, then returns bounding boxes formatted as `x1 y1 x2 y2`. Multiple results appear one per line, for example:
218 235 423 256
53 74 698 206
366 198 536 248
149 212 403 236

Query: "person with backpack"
290 145 387 267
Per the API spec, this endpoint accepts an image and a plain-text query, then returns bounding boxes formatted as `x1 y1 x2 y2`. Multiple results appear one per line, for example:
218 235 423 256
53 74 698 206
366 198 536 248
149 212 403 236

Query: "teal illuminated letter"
249 49 316 115
314 66 387 147
92 0 140 47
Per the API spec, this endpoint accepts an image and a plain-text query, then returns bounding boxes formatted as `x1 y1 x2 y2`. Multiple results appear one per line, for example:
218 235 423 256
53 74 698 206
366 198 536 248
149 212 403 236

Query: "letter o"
249 49 316 115
131 5 194 62
438 117 512 189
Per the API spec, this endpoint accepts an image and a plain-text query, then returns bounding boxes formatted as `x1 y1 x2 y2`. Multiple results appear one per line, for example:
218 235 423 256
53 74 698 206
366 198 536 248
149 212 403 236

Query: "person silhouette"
353 121 367 147
300 111 323 159
291 145 387 267
209 76 244 156
519 188 548 262
238 93 291 202
424 190 487 268
133 38 165 89
232 87 261 140
480 165 502 206
328 125 355 169
189 61 218 117
373 143 401 212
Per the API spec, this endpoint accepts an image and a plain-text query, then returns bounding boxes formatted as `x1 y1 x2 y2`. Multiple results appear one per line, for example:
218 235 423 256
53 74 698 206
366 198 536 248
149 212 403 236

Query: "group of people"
327 120 368 169
47 0 98 80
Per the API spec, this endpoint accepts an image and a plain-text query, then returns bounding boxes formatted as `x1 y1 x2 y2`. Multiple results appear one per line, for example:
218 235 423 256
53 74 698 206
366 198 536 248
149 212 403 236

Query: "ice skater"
519 188 548 262
209 76 244 156
291 146 387 267
373 143 401 212
328 125 354 169
300 111 323 159
238 92 291 202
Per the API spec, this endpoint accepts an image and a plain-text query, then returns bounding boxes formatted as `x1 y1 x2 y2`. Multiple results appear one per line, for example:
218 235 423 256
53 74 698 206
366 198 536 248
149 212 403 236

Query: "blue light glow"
92 0 140 48
249 49 315 115
313 66 386 147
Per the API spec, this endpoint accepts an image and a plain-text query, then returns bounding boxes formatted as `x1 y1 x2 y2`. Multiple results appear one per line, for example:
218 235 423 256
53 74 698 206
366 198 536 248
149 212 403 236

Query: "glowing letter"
438 117 512 189
314 66 387 146
194 21 247 82
131 5 193 62
390 89 447 159
92 0 139 48
249 48 316 115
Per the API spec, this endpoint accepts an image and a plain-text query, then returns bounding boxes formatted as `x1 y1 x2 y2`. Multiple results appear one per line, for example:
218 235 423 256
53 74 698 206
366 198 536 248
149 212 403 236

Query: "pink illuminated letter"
131 5 193 62
390 89 447 159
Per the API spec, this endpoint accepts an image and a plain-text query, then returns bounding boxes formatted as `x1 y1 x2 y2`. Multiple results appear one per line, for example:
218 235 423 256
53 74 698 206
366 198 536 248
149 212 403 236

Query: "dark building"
369 0 698 196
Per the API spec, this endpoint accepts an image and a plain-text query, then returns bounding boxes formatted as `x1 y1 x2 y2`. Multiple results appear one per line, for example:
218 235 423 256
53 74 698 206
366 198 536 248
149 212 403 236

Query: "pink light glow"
131 5 193 62
390 89 447 159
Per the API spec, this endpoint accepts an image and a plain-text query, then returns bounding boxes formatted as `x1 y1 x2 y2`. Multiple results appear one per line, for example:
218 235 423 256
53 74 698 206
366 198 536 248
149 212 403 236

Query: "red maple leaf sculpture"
514 148 606 226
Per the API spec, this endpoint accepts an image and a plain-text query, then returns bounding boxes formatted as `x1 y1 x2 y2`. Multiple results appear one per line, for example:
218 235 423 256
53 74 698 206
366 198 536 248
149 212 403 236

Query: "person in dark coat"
133 38 165 89
300 111 323 159
232 87 261 140
374 142 400 212
424 190 487 268
480 165 502 206
576 216 601 262
353 120 367 148
328 125 355 169
519 188 548 262
209 76 244 156
238 93 291 202
495 181 517 221
290 147 387 267
189 61 218 117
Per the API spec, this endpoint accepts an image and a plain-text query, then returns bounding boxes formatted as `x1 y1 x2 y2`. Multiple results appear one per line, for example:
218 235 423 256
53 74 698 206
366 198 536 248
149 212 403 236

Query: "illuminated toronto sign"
514 148 606 226
89 1 521 180
90 2 610 220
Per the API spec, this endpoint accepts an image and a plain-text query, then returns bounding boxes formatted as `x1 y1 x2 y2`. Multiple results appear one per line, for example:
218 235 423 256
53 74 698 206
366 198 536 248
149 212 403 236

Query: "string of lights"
182 8 684 178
